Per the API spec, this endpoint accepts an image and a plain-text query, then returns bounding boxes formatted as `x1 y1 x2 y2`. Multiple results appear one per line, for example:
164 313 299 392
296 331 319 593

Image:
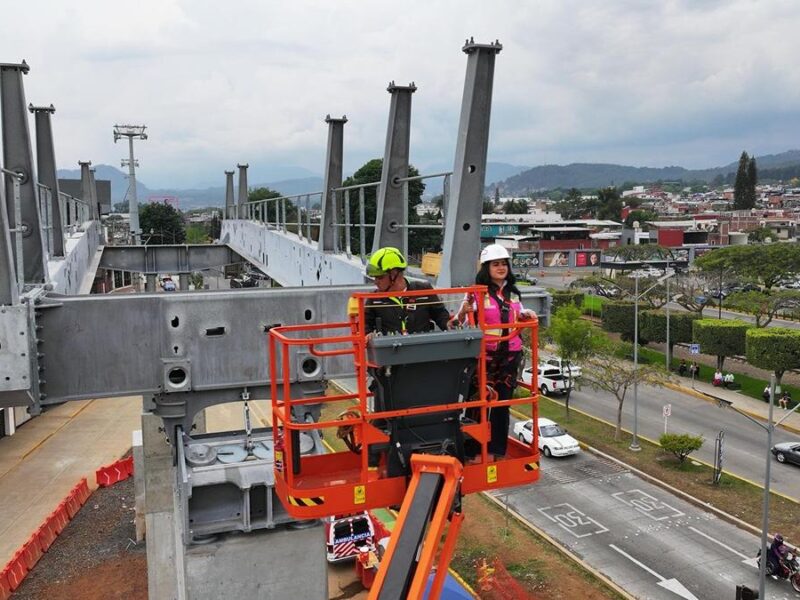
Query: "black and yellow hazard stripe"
524 461 539 472
287 495 325 507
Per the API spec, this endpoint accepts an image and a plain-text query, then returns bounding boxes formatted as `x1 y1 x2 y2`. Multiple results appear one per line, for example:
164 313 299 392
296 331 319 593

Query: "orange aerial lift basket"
268 285 540 520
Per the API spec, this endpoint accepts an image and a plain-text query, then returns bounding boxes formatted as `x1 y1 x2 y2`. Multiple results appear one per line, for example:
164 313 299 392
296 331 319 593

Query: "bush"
692 318 752 370
601 301 647 343
640 311 700 345
551 290 585 311
746 327 800 379
659 433 704 463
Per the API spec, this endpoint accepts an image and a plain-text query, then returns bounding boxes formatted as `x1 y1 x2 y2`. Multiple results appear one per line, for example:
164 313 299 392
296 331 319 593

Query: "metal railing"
237 170 451 264
58 191 91 232
243 191 324 242
2 168 25 293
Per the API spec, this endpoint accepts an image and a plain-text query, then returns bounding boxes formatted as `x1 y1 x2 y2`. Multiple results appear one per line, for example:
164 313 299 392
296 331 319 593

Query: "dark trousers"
487 351 522 456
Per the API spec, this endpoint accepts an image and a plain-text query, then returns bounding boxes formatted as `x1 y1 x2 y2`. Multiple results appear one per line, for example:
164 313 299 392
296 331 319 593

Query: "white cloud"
4 0 800 186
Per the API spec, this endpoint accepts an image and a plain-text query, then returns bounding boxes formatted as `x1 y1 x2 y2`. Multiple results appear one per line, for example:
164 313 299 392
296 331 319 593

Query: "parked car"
513 417 581 458
161 277 177 292
772 442 800 466
521 365 573 396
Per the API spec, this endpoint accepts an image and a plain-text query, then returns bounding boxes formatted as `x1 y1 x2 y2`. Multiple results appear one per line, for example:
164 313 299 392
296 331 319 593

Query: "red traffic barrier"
20 534 42 570
4 550 28 591
36 521 57 553
95 456 134 487
74 478 90 505
50 503 69 535
0 567 12 600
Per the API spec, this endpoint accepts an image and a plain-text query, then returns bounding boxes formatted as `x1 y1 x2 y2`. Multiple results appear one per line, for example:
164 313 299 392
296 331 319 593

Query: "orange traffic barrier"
4 550 28 591
20 535 42 570
0 566 12 600
36 521 57 553
74 478 90 504
96 456 134 487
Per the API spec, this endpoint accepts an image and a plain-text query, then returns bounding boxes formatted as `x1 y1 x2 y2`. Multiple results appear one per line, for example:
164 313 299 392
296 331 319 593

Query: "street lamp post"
715 375 800 600
665 275 670 372
631 269 676 452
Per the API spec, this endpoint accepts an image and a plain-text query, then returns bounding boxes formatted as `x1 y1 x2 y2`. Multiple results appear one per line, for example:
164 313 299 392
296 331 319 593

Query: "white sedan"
513 417 581 458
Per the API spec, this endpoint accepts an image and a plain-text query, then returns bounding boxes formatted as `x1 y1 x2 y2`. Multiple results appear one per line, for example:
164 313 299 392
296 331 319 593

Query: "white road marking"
609 544 700 600
612 489 684 521
688 525 758 567
538 503 608 538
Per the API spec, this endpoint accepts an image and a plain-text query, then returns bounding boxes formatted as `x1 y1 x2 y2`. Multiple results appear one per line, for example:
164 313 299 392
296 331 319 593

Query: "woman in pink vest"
454 244 536 457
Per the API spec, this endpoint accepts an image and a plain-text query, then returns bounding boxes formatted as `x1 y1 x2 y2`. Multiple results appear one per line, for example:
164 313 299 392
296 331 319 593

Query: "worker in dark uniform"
364 247 451 335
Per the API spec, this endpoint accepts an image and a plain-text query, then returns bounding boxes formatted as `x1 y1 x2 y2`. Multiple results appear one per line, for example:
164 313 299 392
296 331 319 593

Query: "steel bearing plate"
216 444 248 464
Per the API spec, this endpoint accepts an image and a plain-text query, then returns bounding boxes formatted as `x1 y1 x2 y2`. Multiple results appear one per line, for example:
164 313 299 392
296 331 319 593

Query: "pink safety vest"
481 292 524 353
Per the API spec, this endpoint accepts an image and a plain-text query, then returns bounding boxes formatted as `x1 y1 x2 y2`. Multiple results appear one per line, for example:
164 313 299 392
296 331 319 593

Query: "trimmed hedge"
641 310 700 346
692 318 752 370
601 300 647 343
551 290 585 311
746 327 800 377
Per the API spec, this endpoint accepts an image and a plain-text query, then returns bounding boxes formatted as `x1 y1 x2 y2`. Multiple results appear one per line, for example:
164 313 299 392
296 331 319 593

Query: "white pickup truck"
539 355 582 379
521 364 574 396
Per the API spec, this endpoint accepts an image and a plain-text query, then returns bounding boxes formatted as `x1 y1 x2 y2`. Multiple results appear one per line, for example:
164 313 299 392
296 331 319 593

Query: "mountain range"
56 150 800 210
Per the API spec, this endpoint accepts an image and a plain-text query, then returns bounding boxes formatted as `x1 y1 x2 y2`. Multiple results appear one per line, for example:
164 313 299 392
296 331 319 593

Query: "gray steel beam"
372 83 416 256
1 61 47 284
0 181 17 305
100 244 244 274
224 170 235 219
438 40 502 287
237 163 248 219
318 115 346 252
88 167 99 220
29 104 64 257
28 285 360 439
78 161 93 221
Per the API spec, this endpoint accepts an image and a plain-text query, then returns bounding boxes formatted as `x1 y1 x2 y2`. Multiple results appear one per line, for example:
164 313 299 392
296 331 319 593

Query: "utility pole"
113 124 147 244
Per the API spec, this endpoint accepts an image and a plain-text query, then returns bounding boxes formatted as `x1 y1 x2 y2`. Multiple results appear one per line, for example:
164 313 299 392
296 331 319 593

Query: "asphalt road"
536 383 800 499
490 451 798 600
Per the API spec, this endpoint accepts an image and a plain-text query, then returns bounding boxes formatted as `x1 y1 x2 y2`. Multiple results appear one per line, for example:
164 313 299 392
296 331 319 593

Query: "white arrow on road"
609 544 700 600
688 526 760 568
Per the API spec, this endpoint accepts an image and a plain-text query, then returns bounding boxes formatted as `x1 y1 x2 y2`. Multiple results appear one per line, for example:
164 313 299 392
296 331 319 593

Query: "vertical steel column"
318 115 347 252
372 82 416 256
437 40 502 287
88 167 99 220
78 161 92 224
29 104 64 257
281 197 287 232
224 170 235 220
1 61 47 283
0 176 19 305
344 189 352 257
305 194 311 241
237 163 248 219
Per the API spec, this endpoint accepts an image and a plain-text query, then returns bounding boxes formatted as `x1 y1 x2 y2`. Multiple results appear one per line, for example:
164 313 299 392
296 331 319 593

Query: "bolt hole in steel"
302 357 319 376
168 367 187 386
205 326 225 337
171 316 179 328
462 223 471 231
304 309 313 321
468 164 476 173
173 345 180 354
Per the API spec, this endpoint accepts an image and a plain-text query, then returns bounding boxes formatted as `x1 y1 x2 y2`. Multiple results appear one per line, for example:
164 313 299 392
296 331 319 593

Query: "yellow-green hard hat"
366 247 407 276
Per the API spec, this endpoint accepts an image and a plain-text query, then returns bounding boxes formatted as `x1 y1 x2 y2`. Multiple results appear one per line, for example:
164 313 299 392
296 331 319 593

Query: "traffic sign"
663 404 672 418
689 344 700 355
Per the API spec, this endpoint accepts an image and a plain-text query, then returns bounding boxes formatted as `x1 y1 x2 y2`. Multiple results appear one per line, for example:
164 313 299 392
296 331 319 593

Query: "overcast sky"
7 0 800 188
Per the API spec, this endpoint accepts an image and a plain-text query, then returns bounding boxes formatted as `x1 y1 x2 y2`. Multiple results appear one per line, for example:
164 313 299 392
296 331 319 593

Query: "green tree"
692 319 752 370
746 155 758 208
671 274 715 314
340 159 428 256
501 199 529 214
248 186 282 222
659 433 703 464
601 301 647 343
745 328 800 397
185 223 209 244
695 244 800 290
595 187 623 221
552 188 588 220
583 339 666 440
733 151 751 209
548 304 599 418
550 290 585 311
483 200 496 214
747 226 777 243
140 202 185 244
725 290 800 327
624 209 658 228
641 311 701 365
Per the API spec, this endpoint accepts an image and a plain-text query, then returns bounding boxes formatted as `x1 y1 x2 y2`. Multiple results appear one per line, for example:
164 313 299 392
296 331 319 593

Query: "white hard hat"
480 244 511 264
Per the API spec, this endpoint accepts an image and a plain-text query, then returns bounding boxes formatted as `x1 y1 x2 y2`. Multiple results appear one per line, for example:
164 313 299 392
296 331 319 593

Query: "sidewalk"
0 396 143 567
669 377 800 434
